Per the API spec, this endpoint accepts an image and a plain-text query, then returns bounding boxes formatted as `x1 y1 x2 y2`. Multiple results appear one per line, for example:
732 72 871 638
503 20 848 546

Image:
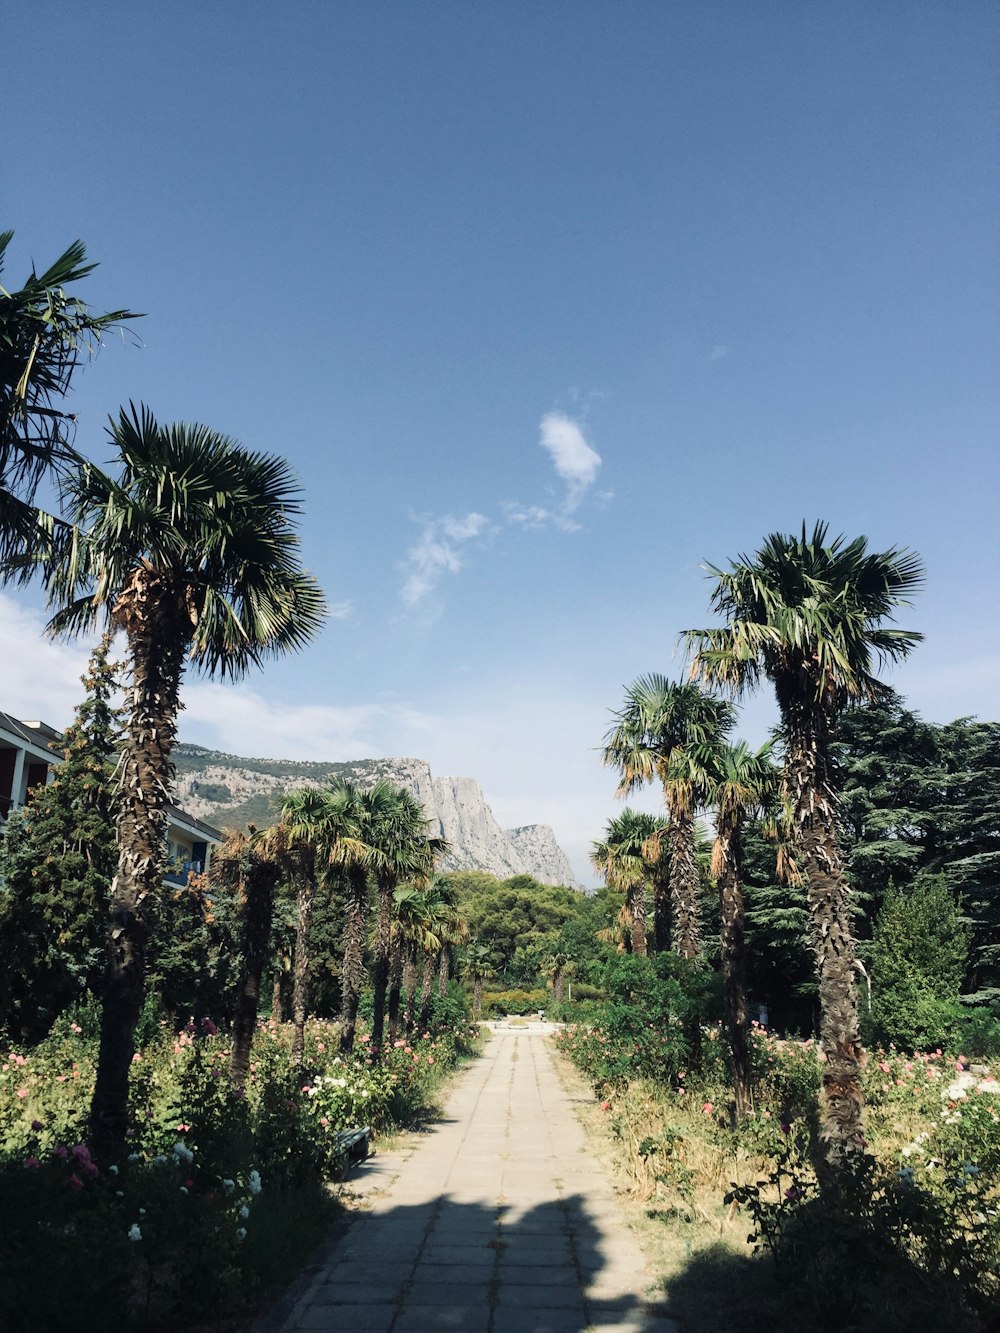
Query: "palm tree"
684 523 923 1162
47 405 326 1155
0 233 137 576
463 942 495 1019
209 824 287 1091
540 949 573 1006
603 677 733 961
279 789 340 1064
362 782 444 1057
702 741 777 1123
590 809 661 956
307 781 375 1057
392 883 443 1038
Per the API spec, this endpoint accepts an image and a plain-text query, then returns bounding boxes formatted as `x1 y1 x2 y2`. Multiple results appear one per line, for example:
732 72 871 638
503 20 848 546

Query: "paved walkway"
275 1025 673 1333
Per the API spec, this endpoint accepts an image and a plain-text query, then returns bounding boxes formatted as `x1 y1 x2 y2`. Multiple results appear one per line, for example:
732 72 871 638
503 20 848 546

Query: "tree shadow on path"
261 1189 675 1333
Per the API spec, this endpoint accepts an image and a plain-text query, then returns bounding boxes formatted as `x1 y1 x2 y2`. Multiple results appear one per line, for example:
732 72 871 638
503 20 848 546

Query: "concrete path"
276 1025 673 1333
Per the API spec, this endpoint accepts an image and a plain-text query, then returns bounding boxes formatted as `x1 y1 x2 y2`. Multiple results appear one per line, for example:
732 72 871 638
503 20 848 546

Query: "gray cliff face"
172 745 578 887
505 824 578 890
430 775 525 879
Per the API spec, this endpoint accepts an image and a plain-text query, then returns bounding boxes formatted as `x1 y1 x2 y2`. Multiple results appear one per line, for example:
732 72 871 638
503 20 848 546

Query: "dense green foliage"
0 638 120 1039
738 699 1000 1041
865 877 971 1050
0 1014 480 1331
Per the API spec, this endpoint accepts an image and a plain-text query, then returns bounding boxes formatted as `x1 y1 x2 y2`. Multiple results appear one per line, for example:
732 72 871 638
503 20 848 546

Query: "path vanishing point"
271 1025 675 1333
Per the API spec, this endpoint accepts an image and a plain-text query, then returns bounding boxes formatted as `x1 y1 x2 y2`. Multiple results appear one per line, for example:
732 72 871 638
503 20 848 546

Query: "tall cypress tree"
0 635 120 1040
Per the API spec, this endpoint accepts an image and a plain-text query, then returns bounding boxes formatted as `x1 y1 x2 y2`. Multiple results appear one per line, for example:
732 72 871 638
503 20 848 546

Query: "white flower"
153 1155 167 1166
108 1164 119 1175
235 1227 247 1241
239 1204 250 1220
222 1178 235 1195
248 1169 262 1196
128 1224 142 1242
172 1141 194 1163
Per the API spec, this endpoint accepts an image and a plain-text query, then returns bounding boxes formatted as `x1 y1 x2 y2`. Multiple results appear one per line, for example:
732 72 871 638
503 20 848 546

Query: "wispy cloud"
538 411 602 524
399 408 606 607
400 512 493 606
328 599 355 620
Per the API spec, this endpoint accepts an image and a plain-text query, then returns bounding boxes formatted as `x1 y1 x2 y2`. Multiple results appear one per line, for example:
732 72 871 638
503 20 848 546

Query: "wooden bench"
330 1126 371 1177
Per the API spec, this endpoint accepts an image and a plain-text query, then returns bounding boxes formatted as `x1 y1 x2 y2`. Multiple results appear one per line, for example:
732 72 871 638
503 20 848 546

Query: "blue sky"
4 3 998 882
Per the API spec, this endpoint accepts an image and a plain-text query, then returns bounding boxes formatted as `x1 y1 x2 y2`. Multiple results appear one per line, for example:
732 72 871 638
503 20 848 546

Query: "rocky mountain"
172 744 579 887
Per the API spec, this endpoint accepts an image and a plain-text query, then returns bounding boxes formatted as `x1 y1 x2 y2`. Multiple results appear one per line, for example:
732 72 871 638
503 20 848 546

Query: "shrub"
481 988 548 1016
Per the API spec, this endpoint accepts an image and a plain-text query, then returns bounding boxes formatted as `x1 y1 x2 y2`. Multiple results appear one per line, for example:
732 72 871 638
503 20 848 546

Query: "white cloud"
0 595 98 727
327 600 355 620
182 682 441 762
400 511 492 605
539 411 602 517
503 502 552 527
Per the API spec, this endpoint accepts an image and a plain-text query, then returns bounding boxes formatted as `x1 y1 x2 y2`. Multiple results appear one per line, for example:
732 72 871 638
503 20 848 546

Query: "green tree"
363 784 443 1055
590 809 663 957
685 522 923 1164
48 404 326 1155
462 941 496 1019
455 874 582 983
277 787 353 1065
603 676 733 961
866 877 970 1050
209 825 287 1090
703 740 778 1122
0 634 120 1040
0 233 137 574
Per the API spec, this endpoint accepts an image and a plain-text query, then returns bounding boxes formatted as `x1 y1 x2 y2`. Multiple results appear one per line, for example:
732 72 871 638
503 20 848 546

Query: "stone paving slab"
272 1028 675 1333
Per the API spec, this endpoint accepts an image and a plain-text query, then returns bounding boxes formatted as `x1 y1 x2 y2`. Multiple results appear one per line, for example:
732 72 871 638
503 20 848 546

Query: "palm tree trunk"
628 883 648 956
553 967 564 1006
717 823 751 1123
89 592 185 1159
437 944 450 997
370 880 393 1056
271 974 283 1022
339 866 368 1055
473 975 483 1019
291 864 315 1065
231 861 279 1090
668 809 701 960
418 952 435 1031
403 942 418 1031
387 935 404 1043
652 874 671 953
786 721 863 1164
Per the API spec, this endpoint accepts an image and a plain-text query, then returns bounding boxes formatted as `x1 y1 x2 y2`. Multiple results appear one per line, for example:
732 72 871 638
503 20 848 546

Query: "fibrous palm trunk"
627 883 648 956
437 944 450 997
402 942 418 1032
370 880 393 1056
785 713 863 1164
668 809 701 960
339 866 368 1055
291 861 315 1065
652 874 671 953
231 859 280 1090
89 579 185 1159
473 975 483 1019
418 952 435 1031
387 935 404 1044
716 822 751 1123
271 974 283 1022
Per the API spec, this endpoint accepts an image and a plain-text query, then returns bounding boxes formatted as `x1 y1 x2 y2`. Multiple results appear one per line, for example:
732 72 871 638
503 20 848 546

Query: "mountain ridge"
172 743 579 888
